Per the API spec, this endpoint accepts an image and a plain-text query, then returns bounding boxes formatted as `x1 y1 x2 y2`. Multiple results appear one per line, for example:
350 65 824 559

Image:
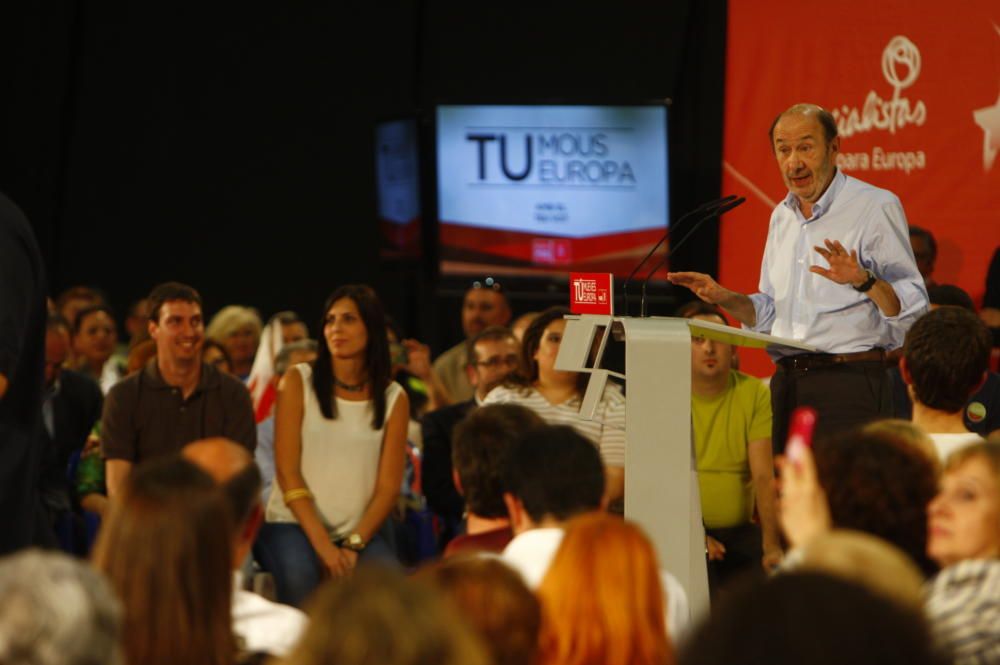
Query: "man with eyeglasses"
422 326 520 548
432 279 511 405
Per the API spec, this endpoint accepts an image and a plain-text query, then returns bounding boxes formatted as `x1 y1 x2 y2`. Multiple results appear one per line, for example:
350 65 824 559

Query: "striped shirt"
925 559 1000 665
484 383 626 467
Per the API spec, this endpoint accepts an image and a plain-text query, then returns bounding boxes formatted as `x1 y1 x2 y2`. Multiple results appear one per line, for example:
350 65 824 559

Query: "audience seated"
924 442 1000 665
908 225 938 286
71 304 126 394
54 286 105 357
792 529 926 610
538 512 673 665
0 549 122 665
206 305 263 381
486 306 627 505
281 566 489 665
92 457 255 665
255 339 318 505
890 286 999 437
678 572 949 665
255 285 407 607
419 556 541 665
101 282 256 498
813 430 939 575
37 314 103 549
511 311 539 344
678 301 781 591
862 418 938 467
432 278 512 405
182 438 308 658
422 326 521 543
500 425 690 639
445 403 544 557
203 338 234 374
780 432 1000 665
899 306 993 454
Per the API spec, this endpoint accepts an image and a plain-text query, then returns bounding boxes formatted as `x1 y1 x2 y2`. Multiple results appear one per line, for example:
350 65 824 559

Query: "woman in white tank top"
253 285 409 606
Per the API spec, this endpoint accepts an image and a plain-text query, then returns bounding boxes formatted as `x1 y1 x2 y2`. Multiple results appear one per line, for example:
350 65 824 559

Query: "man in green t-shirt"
679 302 782 593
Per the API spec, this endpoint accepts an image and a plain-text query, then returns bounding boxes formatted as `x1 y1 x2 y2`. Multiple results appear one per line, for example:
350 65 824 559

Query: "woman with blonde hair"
538 512 673 665
207 305 263 380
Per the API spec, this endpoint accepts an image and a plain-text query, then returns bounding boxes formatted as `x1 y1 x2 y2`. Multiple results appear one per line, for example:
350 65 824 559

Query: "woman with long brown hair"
537 512 673 665
255 284 409 606
92 457 240 665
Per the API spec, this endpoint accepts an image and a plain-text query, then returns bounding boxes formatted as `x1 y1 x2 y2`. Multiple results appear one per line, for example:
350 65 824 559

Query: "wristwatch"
341 533 366 552
852 268 877 293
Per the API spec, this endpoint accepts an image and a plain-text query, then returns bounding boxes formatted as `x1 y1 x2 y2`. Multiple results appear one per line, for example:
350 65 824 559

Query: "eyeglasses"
474 354 520 369
470 277 503 293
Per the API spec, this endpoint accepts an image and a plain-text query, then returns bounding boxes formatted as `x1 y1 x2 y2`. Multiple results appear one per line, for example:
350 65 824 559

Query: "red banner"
722 1 1000 377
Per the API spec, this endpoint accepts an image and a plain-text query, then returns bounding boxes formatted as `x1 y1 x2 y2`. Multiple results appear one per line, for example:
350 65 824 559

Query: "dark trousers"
706 522 763 598
770 360 892 454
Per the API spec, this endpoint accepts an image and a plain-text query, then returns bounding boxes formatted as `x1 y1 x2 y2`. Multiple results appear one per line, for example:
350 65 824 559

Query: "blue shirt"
747 170 928 357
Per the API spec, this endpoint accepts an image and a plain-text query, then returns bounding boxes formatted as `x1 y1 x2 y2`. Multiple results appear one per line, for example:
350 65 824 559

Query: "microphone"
638 196 746 317
620 195 738 317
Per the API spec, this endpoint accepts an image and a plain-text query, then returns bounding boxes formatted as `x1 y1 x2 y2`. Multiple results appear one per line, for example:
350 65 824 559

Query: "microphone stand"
619 195 737 317
639 196 746 317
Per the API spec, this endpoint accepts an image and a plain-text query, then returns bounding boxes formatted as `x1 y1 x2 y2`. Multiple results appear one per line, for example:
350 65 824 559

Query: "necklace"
334 376 367 392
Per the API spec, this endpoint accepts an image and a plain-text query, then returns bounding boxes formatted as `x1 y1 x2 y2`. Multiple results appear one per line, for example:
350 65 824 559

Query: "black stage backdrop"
0 2 725 352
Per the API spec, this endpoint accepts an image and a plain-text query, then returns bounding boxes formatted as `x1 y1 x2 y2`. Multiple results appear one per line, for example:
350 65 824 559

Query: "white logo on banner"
972 24 1000 173
834 36 928 174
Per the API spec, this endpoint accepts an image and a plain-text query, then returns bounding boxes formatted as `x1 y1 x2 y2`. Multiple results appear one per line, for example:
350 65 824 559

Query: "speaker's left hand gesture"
810 239 867 287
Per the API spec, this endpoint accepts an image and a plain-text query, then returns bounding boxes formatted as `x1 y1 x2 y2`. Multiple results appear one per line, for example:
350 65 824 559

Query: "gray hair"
275 338 319 376
0 550 122 665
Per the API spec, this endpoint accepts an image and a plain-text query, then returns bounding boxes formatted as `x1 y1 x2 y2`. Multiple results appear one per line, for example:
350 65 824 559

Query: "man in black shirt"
0 192 48 554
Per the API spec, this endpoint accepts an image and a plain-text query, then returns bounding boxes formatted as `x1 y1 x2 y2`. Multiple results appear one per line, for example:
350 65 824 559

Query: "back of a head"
927 284 974 311
678 572 948 665
798 530 926 610
420 556 541 665
0 549 121 665
538 513 670 665
453 403 545 518
182 437 262 533
502 425 605 523
91 457 235 665
862 419 938 469
286 566 488 665
813 431 939 575
904 306 991 412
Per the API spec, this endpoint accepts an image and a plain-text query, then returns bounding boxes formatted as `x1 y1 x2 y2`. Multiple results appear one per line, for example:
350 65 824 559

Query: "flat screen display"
436 105 669 276
375 118 421 258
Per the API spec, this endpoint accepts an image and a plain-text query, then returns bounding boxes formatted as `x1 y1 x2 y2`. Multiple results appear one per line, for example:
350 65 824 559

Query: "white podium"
556 314 815 620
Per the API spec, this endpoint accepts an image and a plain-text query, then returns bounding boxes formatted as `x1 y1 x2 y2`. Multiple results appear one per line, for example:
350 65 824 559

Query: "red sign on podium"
569 273 615 315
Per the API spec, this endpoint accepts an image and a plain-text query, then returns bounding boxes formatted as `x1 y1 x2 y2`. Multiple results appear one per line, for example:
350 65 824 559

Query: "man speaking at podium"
669 103 928 450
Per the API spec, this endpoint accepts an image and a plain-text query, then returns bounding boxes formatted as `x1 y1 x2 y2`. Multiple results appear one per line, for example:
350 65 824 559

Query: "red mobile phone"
786 407 817 465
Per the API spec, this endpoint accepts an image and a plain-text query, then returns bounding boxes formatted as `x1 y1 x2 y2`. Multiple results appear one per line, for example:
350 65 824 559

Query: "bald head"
768 103 838 147
182 438 261 528
183 437 252 484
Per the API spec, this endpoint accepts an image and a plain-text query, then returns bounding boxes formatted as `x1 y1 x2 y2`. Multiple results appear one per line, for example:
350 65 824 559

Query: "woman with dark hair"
92 458 243 665
72 304 126 393
485 306 626 503
255 284 409 606
538 513 673 665
813 430 940 576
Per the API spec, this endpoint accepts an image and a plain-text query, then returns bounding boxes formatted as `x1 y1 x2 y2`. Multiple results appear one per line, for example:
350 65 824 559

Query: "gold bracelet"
282 488 314 505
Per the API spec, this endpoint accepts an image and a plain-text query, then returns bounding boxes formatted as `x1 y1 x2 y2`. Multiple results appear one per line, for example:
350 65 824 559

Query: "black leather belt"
777 350 886 371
